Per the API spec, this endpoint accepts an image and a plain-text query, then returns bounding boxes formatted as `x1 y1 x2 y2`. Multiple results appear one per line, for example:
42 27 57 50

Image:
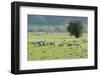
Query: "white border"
20 6 94 70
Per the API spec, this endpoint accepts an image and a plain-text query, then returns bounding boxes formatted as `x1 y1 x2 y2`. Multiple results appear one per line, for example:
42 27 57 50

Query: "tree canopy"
67 21 83 38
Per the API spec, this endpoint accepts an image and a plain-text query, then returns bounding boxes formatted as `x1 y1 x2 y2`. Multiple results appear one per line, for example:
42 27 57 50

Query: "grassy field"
28 32 88 61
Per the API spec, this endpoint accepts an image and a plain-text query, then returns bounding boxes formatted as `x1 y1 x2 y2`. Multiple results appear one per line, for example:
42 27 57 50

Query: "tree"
67 21 83 38
56 26 61 32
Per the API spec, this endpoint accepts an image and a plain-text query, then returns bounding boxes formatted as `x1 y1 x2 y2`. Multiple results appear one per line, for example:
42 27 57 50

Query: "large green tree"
67 21 83 38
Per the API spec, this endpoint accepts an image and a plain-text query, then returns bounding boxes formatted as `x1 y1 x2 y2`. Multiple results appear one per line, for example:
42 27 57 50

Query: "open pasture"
28 33 88 61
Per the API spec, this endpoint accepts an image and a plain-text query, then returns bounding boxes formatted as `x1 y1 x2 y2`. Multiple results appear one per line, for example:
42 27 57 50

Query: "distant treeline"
28 24 87 33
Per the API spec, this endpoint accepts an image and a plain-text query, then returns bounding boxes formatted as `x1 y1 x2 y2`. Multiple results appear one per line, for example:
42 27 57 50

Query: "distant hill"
28 15 88 25
28 15 88 33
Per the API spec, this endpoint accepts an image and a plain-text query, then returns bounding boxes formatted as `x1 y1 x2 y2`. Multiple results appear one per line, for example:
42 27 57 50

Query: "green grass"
28 33 88 61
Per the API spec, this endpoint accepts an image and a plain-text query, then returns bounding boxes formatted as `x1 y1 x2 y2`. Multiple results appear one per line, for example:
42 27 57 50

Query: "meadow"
28 32 88 61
